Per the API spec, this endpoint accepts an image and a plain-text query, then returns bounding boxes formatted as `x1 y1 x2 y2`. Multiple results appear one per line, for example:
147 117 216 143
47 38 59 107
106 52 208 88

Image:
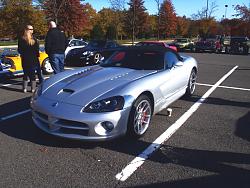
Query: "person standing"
18 25 42 93
45 21 67 74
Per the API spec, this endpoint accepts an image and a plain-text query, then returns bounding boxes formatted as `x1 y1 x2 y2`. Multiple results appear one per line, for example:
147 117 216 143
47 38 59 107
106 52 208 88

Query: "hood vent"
62 88 75 94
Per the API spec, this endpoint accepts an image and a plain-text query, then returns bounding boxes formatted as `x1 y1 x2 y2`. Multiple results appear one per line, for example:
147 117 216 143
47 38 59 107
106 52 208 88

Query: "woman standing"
18 25 43 93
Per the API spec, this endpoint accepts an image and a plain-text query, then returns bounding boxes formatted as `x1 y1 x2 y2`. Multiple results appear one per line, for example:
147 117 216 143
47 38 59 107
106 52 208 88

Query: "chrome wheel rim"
94 53 102 64
189 71 197 94
43 59 53 73
133 100 151 135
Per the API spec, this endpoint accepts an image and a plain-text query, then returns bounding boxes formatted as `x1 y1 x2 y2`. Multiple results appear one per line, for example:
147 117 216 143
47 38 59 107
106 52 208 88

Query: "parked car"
135 41 177 51
195 38 219 53
0 58 12 78
0 47 53 77
65 40 121 66
31 46 198 141
222 36 250 55
168 38 194 51
65 38 88 57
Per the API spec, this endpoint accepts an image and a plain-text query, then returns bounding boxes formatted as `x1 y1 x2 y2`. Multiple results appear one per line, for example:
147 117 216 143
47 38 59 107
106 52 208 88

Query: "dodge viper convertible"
31 46 198 141
0 47 53 77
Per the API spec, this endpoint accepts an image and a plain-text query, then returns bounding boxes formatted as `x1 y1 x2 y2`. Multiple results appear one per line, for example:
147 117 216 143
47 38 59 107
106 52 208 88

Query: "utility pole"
206 0 208 19
132 0 135 45
224 4 228 19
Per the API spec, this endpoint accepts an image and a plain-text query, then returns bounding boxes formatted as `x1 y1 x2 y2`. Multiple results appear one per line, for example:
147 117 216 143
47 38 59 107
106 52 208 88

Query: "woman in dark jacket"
18 25 43 92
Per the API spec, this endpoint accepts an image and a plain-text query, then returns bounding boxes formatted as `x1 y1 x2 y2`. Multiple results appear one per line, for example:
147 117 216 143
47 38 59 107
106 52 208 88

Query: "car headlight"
84 96 125 113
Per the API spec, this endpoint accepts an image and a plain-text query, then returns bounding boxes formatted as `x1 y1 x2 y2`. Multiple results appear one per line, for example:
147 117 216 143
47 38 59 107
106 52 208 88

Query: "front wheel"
42 58 53 75
185 69 197 96
93 53 103 64
127 95 152 138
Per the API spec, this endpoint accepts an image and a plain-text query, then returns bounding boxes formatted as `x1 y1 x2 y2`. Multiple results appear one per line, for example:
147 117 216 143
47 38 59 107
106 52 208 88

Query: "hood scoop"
56 88 75 99
62 88 75 94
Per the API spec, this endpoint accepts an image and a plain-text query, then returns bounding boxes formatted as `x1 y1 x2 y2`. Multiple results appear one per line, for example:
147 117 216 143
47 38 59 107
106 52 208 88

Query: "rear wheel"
185 69 197 96
127 95 152 137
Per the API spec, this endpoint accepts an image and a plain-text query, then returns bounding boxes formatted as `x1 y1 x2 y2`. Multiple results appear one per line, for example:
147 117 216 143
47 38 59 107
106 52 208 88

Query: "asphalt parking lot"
0 53 250 188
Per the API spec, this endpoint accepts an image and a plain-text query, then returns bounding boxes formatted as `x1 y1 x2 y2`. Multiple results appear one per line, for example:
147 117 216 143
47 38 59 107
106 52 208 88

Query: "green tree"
90 24 104 40
81 3 98 39
124 0 148 43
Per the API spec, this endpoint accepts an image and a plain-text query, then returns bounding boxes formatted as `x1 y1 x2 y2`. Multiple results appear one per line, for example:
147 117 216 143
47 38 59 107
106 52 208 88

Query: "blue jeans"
49 54 65 74
35 64 44 84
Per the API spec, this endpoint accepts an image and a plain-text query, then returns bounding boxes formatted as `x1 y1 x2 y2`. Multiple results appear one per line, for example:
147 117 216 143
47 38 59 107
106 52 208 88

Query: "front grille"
60 127 89 136
56 119 88 129
34 111 48 121
33 110 89 136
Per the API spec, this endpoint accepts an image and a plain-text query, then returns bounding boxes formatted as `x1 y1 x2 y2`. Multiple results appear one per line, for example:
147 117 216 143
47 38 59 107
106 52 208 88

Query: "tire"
185 69 197 96
93 53 103 64
127 95 152 138
42 58 53 75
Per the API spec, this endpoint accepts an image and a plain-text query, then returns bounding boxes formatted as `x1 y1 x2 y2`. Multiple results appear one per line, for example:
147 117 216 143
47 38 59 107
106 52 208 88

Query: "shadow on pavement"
235 112 250 142
129 145 250 188
182 95 250 108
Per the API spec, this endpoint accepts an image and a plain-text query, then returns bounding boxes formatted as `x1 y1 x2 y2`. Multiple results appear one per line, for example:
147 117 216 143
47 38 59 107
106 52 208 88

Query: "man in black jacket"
45 21 67 74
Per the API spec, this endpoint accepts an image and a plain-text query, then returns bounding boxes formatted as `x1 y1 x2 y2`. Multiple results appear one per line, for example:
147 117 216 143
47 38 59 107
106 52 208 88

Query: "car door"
161 51 186 99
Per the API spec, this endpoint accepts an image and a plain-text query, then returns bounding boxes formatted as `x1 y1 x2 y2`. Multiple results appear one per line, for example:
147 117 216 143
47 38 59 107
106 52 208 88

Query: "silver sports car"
31 46 198 141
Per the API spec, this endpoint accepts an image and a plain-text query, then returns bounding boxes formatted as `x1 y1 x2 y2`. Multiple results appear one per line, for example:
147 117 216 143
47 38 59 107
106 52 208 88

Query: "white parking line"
197 83 250 91
115 66 238 182
0 109 31 122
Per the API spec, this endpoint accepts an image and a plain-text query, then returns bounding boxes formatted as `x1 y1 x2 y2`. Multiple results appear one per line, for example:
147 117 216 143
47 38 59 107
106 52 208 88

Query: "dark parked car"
195 38 220 53
65 40 122 66
222 36 250 55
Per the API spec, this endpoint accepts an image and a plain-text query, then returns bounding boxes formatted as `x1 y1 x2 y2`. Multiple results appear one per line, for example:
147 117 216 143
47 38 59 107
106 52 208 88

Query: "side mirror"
175 61 184 67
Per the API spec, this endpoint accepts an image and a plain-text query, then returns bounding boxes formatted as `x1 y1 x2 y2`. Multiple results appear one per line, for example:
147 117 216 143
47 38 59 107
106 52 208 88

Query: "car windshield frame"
100 49 164 70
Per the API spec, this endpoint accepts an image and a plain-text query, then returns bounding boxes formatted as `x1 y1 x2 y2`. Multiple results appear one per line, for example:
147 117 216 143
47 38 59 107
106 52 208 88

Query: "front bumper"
30 96 131 141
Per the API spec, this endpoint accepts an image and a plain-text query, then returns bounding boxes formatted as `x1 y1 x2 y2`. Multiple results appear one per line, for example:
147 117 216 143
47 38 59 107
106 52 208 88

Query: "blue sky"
84 0 250 20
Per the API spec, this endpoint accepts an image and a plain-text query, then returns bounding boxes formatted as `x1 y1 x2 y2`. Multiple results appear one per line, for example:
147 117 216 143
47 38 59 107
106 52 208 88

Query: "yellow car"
0 47 53 77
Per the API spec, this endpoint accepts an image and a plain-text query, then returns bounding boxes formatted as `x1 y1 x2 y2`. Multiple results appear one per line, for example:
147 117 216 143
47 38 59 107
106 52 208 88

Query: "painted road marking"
115 66 238 181
0 109 31 122
196 83 250 91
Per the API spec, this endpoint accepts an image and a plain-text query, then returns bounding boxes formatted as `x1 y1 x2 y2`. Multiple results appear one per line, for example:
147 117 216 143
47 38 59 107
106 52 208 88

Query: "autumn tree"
0 0 47 38
124 0 148 43
43 0 87 37
190 1 218 37
233 4 250 36
176 16 190 37
159 0 177 38
81 3 98 39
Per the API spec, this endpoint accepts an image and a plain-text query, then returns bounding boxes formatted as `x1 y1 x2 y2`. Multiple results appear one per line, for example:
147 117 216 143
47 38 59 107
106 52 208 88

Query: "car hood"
42 66 155 106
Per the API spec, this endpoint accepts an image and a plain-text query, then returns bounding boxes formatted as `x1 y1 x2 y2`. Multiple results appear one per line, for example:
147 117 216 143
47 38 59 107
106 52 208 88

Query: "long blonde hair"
22 25 35 46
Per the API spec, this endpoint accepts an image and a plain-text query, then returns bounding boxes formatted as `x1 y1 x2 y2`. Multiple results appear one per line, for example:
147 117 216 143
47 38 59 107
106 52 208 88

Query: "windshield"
87 40 106 48
136 42 164 47
101 50 164 70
